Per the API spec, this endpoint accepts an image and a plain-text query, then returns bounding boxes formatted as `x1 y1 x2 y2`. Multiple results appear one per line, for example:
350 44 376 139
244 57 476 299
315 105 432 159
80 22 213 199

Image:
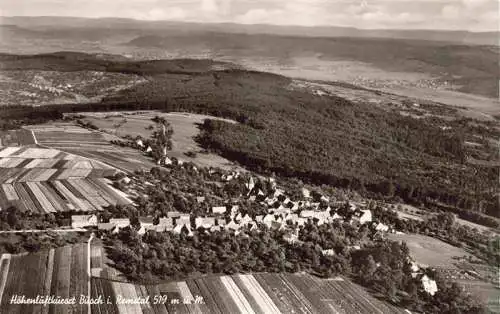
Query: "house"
226 220 241 231
158 217 174 230
421 275 438 296
320 195 329 203
146 146 153 153
273 189 285 198
138 217 155 235
375 222 389 232
322 249 335 256
331 212 342 220
296 218 308 226
240 214 253 225
136 139 144 147
164 157 173 165
216 218 227 227
359 210 372 224
300 210 316 218
109 218 130 229
212 206 227 215
273 207 291 216
230 205 240 215
262 214 276 227
210 225 222 232
146 225 167 232
71 214 98 229
246 222 258 231
410 261 420 273
97 223 116 233
139 217 154 227
195 217 216 229
351 210 372 225
284 213 299 223
176 214 191 225
255 215 264 223
167 211 182 218
196 196 205 203
302 188 311 198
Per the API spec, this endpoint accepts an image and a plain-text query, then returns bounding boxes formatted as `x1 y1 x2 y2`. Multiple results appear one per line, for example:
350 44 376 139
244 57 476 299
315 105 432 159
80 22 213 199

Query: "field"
75 111 243 171
25 122 157 173
0 243 408 313
0 145 131 212
387 233 472 269
0 244 88 314
0 129 36 146
91 273 407 314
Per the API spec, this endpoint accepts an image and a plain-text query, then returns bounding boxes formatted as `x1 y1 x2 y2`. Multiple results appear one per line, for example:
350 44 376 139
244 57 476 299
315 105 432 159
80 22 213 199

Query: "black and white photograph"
0 0 498 313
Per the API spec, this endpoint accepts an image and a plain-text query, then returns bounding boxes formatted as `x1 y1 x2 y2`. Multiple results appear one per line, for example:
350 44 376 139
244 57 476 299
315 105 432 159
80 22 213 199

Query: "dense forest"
0 52 498 222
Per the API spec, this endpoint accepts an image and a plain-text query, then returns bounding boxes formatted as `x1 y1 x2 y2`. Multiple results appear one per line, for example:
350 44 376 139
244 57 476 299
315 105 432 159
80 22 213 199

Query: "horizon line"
1 15 498 33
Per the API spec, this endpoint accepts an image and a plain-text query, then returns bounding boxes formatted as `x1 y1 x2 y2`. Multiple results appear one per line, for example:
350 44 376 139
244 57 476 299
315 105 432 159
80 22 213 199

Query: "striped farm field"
0 141 132 212
0 244 88 314
0 178 131 213
25 123 156 173
1 243 408 314
92 272 408 314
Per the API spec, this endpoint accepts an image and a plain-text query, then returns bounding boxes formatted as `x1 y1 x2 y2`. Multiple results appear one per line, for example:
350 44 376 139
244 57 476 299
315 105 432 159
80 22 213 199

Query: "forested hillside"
0 52 498 222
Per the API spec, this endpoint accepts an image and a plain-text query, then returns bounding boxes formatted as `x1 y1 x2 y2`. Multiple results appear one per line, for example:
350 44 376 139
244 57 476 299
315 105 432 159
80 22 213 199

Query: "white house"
212 206 227 215
136 139 144 147
375 222 389 232
359 210 372 224
331 212 342 220
71 214 98 229
164 157 173 165
322 249 335 256
196 196 205 203
137 217 154 235
421 275 438 296
109 218 130 229
226 220 241 231
240 214 253 225
195 217 216 229
301 188 311 198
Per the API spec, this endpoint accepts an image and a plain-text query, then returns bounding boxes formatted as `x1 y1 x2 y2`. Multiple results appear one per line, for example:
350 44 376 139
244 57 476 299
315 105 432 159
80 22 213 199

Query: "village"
70 157 438 296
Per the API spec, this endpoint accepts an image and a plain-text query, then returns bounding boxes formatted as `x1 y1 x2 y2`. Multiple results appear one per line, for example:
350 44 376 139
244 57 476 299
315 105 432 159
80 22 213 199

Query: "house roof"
109 218 129 223
71 215 95 221
139 217 154 224
98 223 116 231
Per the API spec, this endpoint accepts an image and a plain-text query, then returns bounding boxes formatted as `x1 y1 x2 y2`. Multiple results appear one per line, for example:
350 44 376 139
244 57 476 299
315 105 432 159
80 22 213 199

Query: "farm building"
71 214 98 228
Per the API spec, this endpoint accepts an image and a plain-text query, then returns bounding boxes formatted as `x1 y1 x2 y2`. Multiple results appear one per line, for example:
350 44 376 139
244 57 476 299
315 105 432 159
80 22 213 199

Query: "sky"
1 0 498 31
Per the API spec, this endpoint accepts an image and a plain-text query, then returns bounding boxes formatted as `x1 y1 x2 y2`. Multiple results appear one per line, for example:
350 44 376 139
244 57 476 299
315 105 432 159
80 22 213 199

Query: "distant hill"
1 16 498 46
